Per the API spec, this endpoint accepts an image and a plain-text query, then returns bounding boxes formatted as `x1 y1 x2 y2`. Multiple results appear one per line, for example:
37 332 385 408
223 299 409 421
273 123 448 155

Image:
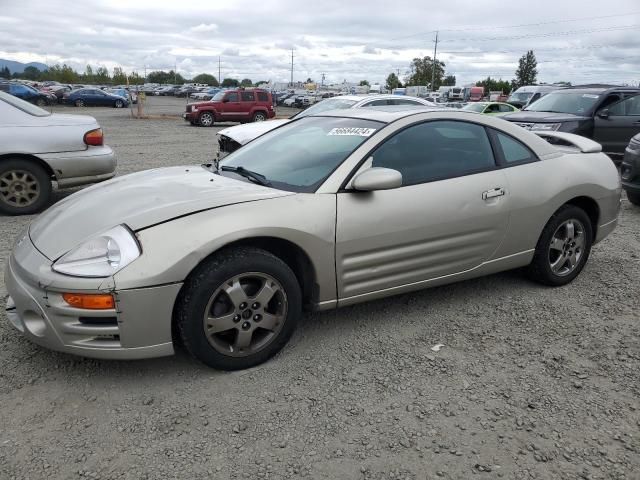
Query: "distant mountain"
0 59 48 74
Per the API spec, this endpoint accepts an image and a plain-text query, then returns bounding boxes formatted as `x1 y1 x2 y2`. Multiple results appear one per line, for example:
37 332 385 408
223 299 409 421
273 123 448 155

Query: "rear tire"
114 99 124 108
252 111 267 122
75 99 84 107
199 112 214 127
627 191 640 206
527 205 593 286
0 159 52 215
177 247 302 370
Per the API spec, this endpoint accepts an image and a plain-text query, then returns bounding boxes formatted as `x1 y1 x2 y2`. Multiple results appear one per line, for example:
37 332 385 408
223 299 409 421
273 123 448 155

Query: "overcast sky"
0 0 638 86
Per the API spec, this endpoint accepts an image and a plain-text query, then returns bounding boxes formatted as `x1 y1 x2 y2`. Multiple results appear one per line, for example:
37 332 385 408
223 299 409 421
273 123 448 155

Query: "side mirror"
352 167 402 192
597 109 609 119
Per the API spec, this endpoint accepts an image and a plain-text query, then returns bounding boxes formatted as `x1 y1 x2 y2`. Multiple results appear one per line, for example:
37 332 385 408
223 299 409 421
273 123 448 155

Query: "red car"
183 88 275 127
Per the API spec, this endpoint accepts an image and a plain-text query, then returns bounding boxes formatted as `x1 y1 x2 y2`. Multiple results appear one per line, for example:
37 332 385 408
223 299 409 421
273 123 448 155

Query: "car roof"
553 86 640 94
309 106 451 123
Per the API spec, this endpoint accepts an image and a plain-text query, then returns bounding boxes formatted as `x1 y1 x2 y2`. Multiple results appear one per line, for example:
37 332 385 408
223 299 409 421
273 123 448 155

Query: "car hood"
218 119 290 145
503 111 590 122
29 166 293 260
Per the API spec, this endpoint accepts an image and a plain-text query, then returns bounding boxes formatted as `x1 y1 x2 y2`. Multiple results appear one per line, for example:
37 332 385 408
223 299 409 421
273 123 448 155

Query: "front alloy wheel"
203 273 287 357
177 247 301 370
548 219 585 276
199 112 214 127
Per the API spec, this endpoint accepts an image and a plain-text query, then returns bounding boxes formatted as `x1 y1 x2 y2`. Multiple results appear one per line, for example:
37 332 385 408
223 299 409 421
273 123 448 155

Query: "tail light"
84 128 104 146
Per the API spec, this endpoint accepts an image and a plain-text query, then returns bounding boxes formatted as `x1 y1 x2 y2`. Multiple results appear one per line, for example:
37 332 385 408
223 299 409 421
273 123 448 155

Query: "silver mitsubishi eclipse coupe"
4 108 620 370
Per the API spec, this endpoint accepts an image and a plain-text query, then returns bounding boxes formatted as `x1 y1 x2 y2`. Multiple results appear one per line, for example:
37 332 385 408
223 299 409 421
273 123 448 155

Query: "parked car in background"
190 87 221 101
216 94 443 157
504 85 640 160
183 88 275 127
176 86 198 97
4 108 620 369
463 102 520 116
0 82 52 107
65 88 129 108
621 133 640 206
0 91 116 214
109 88 137 104
507 85 562 109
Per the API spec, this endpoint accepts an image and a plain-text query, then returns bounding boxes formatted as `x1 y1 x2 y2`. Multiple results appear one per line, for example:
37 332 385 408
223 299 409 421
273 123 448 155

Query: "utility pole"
321 73 325 87
144 65 147 83
218 56 221 85
431 31 439 91
174 60 177 84
290 49 294 87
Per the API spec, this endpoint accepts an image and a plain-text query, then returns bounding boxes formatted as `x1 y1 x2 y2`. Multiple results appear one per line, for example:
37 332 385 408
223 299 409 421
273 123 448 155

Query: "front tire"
627 191 640 206
199 112 214 127
36 97 47 107
527 205 593 286
177 247 302 370
0 159 52 215
74 99 84 107
114 99 124 108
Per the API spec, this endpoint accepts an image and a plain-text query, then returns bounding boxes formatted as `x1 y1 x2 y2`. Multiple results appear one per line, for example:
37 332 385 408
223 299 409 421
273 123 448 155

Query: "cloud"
0 0 637 85
190 23 218 33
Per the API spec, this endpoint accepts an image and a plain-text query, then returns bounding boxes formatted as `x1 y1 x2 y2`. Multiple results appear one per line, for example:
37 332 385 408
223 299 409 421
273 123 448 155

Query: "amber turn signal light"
62 293 115 310
83 128 104 146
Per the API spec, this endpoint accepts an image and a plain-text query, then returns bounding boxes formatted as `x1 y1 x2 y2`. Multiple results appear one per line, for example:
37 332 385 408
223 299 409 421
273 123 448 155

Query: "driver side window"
608 95 640 116
370 121 496 186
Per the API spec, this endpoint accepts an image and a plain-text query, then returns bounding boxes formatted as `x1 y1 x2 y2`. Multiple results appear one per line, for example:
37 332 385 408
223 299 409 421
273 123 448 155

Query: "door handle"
482 187 505 200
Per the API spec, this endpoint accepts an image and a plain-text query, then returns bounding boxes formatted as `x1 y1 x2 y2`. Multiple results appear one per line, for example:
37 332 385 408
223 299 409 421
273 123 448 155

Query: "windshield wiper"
220 165 271 187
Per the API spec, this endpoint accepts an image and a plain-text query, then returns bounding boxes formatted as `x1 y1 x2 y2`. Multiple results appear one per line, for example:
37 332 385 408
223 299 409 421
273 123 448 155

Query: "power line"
387 11 640 41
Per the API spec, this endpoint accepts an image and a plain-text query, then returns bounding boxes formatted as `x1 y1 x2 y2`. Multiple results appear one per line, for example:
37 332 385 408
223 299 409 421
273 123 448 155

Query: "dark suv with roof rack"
504 85 640 161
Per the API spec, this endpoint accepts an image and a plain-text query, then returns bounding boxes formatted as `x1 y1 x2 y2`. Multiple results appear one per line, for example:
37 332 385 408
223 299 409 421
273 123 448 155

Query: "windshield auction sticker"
327 127 376 137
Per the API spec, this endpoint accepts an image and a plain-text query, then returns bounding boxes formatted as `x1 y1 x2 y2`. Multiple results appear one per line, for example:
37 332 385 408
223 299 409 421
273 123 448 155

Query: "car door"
593 94 640 154
221 91 242 119
335 120 510 301
240 90 256 118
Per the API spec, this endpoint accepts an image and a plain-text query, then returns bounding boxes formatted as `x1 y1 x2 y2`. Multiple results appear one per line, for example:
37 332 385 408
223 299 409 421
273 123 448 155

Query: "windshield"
292 98 358 118
212 91 226 101
507 92 533 103
462 103 486 113
524 91 600 114
220 116 382 192
0 91 50 116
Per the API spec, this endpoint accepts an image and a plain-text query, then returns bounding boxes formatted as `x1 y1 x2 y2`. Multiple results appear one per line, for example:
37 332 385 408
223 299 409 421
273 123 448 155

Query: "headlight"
52 225 140 278
530 123 562 131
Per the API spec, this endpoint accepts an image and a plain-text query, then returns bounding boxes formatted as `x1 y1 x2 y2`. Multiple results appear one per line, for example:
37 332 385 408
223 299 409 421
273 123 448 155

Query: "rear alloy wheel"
74 99 84 107
527 205 593 286
114 99 124 108
627 191 640 206
252 112 267 122
177 247 301 370
0 159 52 215
199 112 214 127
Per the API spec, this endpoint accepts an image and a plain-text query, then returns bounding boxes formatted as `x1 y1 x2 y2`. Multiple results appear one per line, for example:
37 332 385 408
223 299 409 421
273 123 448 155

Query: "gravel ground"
1 99 639 480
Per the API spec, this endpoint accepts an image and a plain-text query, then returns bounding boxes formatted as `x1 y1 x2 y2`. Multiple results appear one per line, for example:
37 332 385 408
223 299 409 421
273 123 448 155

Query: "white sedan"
217 94 439 158
0 91 116 215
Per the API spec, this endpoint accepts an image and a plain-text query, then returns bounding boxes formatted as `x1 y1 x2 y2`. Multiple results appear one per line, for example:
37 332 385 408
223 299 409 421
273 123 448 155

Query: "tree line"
1 64 260 87
383 50 561 93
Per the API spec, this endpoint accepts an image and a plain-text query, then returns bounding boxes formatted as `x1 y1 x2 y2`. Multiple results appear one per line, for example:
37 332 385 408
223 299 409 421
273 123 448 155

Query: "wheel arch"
171 235 319 346
0 153 56 179
564 195 600 240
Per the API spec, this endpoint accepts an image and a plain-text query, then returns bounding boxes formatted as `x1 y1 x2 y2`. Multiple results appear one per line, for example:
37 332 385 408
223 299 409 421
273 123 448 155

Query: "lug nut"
252 302 260 309
239 302 247 309
253 314 262 322
233 314 241 322
241 321 251 330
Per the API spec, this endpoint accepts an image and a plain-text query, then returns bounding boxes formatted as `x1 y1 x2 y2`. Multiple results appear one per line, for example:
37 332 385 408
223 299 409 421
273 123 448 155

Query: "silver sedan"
4 108 620 370
0 91 116 215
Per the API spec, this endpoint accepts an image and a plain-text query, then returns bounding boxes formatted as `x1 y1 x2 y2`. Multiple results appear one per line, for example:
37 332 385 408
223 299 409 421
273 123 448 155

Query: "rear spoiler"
534 131 602 153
